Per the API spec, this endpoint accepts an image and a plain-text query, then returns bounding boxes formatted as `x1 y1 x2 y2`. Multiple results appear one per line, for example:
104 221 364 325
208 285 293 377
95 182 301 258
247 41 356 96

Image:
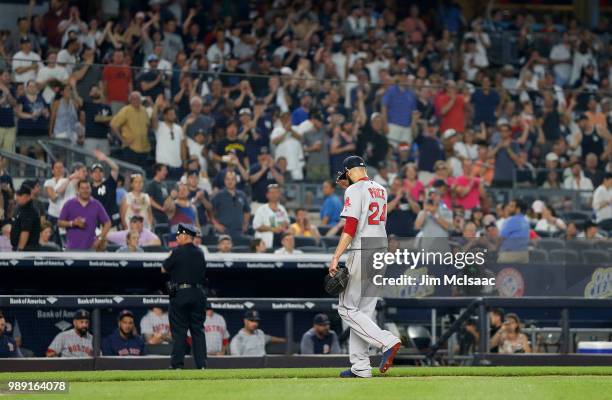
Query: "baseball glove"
324 267 349 295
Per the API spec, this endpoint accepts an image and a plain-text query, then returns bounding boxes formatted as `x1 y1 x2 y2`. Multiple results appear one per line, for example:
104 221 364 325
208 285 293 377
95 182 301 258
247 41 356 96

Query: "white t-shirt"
253 203 290 248
57 49 77 74
593 185 612 222
454 142 478 161
186 138 208 173
271 126 304 180
12 51 42 83
44 177 69 218
155 122 183 168
204 312 230 354
550 43 572 84
37 65 69 104
341 179 388 249
274 248 304 255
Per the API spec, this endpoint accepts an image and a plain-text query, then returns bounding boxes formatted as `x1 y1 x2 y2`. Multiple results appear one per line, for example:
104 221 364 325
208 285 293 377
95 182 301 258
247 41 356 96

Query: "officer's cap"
176 223 199 237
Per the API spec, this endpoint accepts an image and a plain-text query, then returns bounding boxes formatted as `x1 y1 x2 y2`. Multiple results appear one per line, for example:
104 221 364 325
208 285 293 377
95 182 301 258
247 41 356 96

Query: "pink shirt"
453 175 481 210
107 228 158 246
402 179 425 202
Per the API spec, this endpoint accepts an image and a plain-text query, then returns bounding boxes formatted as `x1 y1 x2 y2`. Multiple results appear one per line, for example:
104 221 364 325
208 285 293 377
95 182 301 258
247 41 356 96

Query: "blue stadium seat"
298 246 326 254
321 237 339 250
294 236 317 247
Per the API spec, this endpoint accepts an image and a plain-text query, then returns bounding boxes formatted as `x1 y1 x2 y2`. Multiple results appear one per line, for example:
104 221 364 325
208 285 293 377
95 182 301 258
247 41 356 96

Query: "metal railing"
0 148 51 180
39 140 145 177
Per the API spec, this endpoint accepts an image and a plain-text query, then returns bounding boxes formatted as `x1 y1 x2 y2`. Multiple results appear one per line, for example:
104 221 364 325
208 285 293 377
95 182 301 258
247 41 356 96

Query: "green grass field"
2 367 612 400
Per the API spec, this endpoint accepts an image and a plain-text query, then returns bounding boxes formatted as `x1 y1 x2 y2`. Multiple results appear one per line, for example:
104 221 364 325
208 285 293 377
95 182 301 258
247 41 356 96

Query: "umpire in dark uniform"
162 223 207 369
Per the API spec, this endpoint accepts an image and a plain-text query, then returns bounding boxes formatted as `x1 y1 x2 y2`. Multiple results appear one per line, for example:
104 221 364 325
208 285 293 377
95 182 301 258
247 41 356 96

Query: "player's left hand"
329 256 339 277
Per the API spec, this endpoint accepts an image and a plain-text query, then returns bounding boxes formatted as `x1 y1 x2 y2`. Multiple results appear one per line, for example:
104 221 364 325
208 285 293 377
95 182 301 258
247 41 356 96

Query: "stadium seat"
529 248 548 263
294 236 317 247
548 249 580 264
154 223 170 237
582 250 610 264
406 325 431 353
232 245 250 253
537 238 565 251
298 246 326 253
565 240 593 253
598 218 612 232
321 237 340 250
318 225 332 236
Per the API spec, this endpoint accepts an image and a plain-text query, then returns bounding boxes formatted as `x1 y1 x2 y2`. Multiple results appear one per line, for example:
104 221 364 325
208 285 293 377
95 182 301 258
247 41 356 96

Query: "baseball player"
46 309 93 358
328 155 401 378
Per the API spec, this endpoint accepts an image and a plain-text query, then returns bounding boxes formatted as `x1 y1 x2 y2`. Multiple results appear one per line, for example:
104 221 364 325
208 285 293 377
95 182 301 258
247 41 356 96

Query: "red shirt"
453 175 481 210
102 65 132 103
434 93 465 133
42 8 69 48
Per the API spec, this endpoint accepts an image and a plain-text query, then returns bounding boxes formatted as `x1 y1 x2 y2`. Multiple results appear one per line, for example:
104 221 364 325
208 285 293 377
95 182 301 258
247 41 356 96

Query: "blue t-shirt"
320 194 342 226
382 86 417 127
471 89 500 127
291 107 309 126
0 86 15 128
101 329 145 356
500 214 530 251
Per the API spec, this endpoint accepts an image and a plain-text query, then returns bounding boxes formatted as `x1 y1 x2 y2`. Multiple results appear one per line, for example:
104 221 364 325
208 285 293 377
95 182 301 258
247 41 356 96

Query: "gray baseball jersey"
341 179 388 249
229 329 271 356
204 312 230 354
48 329 93 357
140 310 171 337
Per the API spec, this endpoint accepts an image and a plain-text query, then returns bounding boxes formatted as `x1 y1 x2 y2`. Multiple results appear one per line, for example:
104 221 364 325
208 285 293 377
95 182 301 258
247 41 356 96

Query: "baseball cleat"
339 369 362 378
379 342 401 373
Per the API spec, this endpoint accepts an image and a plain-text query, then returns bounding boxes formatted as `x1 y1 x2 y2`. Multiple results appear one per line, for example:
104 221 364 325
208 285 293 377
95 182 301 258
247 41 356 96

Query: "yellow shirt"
110 105 151 153
290 223 313 237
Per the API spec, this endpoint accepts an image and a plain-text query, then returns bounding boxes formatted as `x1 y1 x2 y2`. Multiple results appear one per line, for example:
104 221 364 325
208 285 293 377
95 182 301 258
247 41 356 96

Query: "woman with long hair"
120 174 153 230
49 84 83 144
490 313 532 354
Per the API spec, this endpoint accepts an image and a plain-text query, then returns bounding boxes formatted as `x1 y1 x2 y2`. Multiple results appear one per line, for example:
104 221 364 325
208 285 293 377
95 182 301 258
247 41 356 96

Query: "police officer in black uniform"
162 223 207 369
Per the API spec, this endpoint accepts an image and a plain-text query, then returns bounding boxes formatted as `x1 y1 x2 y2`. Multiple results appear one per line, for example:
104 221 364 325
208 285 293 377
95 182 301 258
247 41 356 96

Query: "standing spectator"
471 76 499 127
72 47 102 103
584 153 605 188
498 199 529 263
290 207 321 240
164 183 199 230
46 309 93 357
329 122 357 179
0 70 17 152
58 180 111 251
0 224 11 252
43 160 70 230
147 163 169 225
297 111 328 181
120 174 153 230
452 159 484 214
139 55 166 100
593 173 612 223
270 112 305 181
10 186 40 251
490 121 520 188
80 85 113 154
415 187 452 238
90 151 119 226
230 310 285 356
320 180 342 226
210 171 250 237
434 80 466 134
110 92 151 166
274 232 303 255
248 147 284 210
549 33 572 87
204 307 230 355
382 70 417 147
140 307 171 345
387 177 420 237
49 84 82 144
291 92 312 126
107 215 161 248
102 50 132 113
102 310 145 356
462 38 489 82
16 80 49 160
214 122 248 169
12 37 41 84
253 184 290 248
153 102 185 180
300 314 340 355
36 51 68 104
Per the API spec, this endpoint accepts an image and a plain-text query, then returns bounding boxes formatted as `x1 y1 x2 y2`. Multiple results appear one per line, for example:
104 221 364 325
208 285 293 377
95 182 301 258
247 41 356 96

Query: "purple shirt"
59 197 110 250
107 228 158 246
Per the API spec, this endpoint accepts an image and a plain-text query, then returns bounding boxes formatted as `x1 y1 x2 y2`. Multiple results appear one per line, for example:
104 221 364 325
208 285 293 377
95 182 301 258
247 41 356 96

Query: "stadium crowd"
0 0 611 256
